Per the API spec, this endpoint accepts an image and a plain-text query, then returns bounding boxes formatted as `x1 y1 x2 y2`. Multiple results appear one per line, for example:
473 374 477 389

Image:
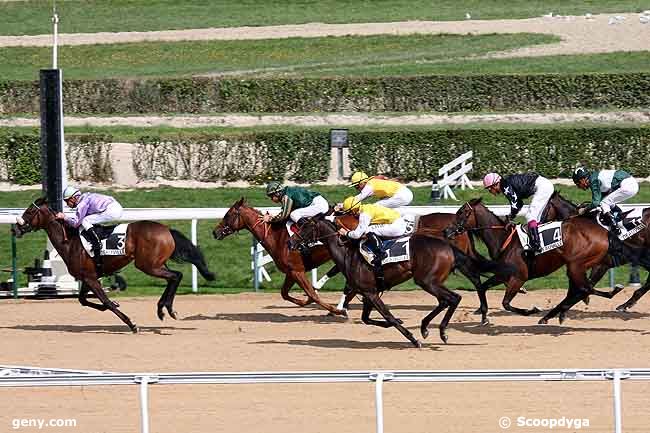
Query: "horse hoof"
616 304 629 312
413 340 423 349
131 325 139 334
421 327 429 339
169 310 179 320
157 310 165 321
582 297 590 306
531 306 542 314
481 318 490 326
519 287 528 294
559 314 566 325
538 318 548 325
439 331 448 344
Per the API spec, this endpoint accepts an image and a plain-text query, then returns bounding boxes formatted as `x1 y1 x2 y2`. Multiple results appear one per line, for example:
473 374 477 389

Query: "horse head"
12 197 53 238
444 198 483 238
213 197 248 240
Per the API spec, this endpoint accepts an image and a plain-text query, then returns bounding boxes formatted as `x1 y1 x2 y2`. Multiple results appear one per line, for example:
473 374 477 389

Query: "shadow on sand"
0 324 196 335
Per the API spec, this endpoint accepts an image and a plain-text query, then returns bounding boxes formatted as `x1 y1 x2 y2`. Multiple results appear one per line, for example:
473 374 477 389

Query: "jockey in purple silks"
55 186 124 274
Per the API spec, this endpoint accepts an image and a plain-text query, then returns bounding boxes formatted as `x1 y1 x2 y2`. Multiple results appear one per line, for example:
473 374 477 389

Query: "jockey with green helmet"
573 166 638 235
348 171 413 209
262 181 329 226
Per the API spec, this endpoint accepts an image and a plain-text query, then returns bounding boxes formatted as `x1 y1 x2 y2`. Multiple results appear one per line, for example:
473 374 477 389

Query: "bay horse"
290 215 515 347
12 198 216 332
212 198 346 316
544 192 650 311
445 198 642 325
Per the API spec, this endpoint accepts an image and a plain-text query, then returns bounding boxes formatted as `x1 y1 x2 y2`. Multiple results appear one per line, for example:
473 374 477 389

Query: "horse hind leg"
617 275 650 312
418 280 462 343
136 262 182 321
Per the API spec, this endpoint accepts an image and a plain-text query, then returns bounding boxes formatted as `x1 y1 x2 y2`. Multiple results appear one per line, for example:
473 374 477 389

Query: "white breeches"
81 202 124 230
375 186 413 208
601 177 639 212
526 176 554 222
289 195 329 222
367 218 408 238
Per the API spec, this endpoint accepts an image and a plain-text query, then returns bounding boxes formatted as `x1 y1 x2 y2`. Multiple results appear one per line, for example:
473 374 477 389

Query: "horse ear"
235 197 245 207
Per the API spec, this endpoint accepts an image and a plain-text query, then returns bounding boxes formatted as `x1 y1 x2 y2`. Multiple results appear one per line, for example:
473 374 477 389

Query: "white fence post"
136 375 158 433
370 372 393 433
438 151 474 201
191 219 198 293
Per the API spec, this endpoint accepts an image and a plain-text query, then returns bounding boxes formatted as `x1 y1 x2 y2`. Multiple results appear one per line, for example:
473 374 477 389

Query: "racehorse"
12 198 215 332
290 214 515 347
544 192 650 311
445 198 640 324
212 198 346 316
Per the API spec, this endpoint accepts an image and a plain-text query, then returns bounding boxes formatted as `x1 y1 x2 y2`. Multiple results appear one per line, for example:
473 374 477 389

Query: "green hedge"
3 127 649 185
349 127 650 181
0 133 113 185
133 131 330 183
1 74 649 114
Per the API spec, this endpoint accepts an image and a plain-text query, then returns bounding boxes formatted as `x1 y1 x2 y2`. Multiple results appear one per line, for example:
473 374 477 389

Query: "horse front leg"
617 273 650 311
84 278 138 333
293 272 346 316
502 277 542 316
279 274 310 307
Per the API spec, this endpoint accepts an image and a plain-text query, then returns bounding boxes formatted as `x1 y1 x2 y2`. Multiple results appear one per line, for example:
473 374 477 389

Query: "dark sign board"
330 129 349 148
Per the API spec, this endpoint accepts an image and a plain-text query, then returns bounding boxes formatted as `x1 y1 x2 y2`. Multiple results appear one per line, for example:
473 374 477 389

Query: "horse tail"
169 229 216 281
450 245 515 279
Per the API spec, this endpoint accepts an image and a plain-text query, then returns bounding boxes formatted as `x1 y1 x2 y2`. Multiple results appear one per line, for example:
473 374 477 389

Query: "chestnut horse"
12 198 215 332
445 198 645 325
290 215 515 347
212 198 346 316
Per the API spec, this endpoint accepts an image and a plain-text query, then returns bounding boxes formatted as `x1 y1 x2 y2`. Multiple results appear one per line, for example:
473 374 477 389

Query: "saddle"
595 207 645 240
515 221 563 255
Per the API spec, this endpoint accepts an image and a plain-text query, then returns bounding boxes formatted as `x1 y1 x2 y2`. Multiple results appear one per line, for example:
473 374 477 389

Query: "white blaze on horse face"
16 216 25 225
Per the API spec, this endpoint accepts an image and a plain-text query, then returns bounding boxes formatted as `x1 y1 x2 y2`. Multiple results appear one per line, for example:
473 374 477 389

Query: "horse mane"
468 197 483 205
34 197 47 206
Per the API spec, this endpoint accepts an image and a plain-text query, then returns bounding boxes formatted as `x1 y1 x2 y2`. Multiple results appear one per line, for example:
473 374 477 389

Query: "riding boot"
601 211 621 236
82 226 103 276
366 233 387 291
527 221 541 253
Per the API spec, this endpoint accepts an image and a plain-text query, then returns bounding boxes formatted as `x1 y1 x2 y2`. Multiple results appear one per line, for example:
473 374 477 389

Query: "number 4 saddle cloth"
79 224 129 257
515 221 564 255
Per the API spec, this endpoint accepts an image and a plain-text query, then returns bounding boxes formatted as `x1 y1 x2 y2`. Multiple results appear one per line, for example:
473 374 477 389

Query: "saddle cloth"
80 224 129 257
516 221 563 255
596 208 646 240
359 236 411 266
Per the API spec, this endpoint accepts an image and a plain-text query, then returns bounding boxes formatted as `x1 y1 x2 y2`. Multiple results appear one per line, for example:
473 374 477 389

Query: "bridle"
445 201 508 239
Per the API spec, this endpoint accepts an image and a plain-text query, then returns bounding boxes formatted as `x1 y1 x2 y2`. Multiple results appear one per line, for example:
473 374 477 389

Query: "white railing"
2 203 649 291
0 368 645 433
439 151 474 201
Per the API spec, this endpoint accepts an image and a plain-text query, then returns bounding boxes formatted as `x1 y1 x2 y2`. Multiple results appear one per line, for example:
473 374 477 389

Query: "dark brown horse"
212 198 346 316
445 198 639 325
544 192 650 311
12 198 215 332
291 215 515 347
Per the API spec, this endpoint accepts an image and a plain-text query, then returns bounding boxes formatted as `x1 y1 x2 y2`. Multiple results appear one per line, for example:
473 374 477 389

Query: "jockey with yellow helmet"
338 196 408 290
483 172 554 253
349 171 413 208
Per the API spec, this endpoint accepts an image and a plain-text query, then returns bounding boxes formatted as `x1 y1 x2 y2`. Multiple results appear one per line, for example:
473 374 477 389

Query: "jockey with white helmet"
483 172 555 253
55 186 124 275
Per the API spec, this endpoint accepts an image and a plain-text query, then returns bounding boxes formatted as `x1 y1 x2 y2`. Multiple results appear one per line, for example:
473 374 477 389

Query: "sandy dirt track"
1 289 649 433
1 13 649 60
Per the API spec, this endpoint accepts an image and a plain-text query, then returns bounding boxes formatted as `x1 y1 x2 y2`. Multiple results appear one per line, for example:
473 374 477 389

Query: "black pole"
39 69 65 212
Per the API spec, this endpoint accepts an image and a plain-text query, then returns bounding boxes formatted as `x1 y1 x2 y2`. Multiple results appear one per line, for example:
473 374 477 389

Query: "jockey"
572 167 638 235
54 186 124 275
483 172 555 253
349 171 413 209
262 182 329 252
337 196 408 290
